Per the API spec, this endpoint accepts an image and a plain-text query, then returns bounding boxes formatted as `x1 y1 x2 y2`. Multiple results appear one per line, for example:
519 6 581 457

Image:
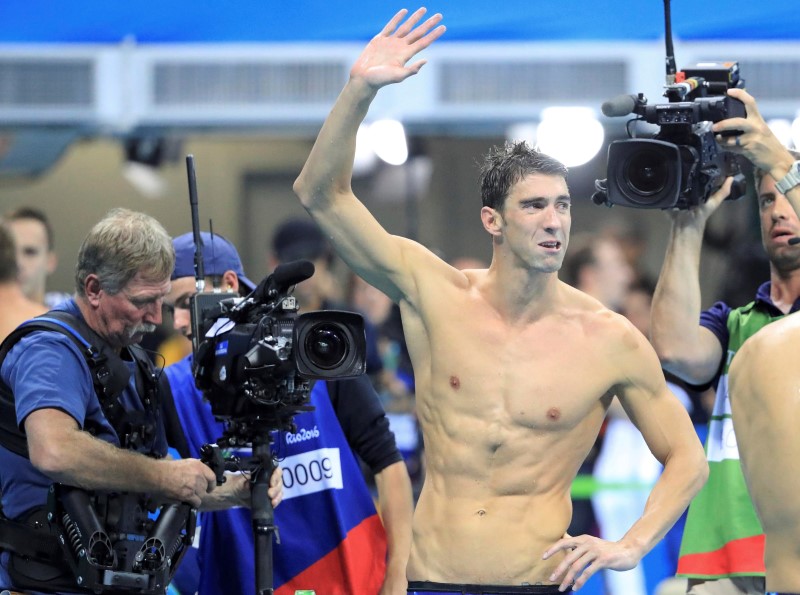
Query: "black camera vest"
0 310 192 594
0 309 188 459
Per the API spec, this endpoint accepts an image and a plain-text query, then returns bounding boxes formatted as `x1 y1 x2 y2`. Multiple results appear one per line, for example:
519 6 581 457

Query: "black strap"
126 342 190 458
0 382 26 457
0 506 78 593
0 509 62 563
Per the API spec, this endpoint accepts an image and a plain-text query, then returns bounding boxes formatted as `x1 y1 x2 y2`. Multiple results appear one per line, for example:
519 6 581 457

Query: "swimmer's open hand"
542 534 640 592
350 8 445 89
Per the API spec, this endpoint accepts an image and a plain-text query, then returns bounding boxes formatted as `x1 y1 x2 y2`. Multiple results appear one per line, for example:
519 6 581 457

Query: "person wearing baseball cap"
167 232 255 337
163 231 413 595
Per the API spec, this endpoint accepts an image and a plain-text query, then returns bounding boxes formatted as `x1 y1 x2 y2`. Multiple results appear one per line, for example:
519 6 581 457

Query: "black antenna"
209 219 221 290
663 0 677 84
186 155 205 293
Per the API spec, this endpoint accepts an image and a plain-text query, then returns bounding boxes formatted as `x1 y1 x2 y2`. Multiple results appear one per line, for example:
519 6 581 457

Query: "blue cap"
172 232 256 292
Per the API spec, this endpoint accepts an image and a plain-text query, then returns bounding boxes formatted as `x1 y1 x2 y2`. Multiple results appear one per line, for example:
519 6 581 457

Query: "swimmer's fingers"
544 536 587 591
542 533 580 560
558 547 600 592
543 535 582 590
544 535 640 591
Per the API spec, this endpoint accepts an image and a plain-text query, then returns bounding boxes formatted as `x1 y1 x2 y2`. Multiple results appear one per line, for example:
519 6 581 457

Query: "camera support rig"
201 437 281 595
186 155 288 595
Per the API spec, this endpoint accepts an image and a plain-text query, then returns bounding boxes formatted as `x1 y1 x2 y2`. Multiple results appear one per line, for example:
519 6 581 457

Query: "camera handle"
200 444 227 486
201 439 282 594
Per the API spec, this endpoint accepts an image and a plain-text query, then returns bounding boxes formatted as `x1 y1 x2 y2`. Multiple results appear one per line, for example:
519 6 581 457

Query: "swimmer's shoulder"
557 283 639 341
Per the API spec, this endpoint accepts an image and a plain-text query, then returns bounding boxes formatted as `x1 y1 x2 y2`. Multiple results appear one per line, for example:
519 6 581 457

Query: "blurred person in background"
348 272 422 496
704 89 800 595
562 233 661 595
598 277 696 595
4 206 71 308
0 221 47 340
560 232 634 314
348 273 414 412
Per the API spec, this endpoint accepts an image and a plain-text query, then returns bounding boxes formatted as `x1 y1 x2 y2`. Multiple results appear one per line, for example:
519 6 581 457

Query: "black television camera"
190 261 366 595
593 61 749 210
182 155 367 594
592 0 750 210
182 157 366 447
190 258 367 444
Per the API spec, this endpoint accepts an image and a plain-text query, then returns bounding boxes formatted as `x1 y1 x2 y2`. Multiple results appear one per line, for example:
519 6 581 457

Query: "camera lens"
304 323 349 370
625 149 668 196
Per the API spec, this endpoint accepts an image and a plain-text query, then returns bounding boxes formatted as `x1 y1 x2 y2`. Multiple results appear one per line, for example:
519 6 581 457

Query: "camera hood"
294 310 367 379
606 139 683 209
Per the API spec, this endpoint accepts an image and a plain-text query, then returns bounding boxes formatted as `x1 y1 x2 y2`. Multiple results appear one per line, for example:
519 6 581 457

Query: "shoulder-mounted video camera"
169 155 369 595
182 156 366 447
190 259 367 443
592 1 749 210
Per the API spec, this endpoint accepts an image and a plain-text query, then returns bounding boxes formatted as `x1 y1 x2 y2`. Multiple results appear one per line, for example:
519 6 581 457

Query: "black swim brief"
407 581 572 594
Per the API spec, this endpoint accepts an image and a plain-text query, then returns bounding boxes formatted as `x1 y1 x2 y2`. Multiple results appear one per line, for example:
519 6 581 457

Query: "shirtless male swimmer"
293 8 708 594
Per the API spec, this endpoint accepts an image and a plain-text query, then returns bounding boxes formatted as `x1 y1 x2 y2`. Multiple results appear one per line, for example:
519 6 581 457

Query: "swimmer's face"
491 173 571 273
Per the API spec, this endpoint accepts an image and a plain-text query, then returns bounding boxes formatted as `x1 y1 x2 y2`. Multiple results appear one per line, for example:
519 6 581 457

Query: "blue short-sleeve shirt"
0 299 162 520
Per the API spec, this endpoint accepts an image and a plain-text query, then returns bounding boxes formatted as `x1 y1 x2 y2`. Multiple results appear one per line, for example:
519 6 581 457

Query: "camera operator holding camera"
651 87 800 595
723 89 800 595
0 209 280 595
293 8 708 594
163 231 413 595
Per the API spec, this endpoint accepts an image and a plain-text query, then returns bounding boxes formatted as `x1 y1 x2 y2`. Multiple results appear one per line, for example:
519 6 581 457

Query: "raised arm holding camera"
651 88 800 595
714 87 800 219
0 209 281 595
293 8 707 594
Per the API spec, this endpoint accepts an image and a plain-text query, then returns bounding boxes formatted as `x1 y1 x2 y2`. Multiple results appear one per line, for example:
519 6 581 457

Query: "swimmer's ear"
480 206 503 236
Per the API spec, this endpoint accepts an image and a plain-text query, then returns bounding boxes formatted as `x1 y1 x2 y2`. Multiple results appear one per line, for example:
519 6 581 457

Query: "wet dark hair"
479 141 568 211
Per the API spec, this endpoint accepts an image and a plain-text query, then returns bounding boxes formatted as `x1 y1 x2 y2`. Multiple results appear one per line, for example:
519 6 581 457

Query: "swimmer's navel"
475 509 486 517
450 375 460 390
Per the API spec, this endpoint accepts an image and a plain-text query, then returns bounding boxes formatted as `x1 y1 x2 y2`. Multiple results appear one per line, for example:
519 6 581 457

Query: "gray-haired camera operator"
651 87 800 595
0 208 282 594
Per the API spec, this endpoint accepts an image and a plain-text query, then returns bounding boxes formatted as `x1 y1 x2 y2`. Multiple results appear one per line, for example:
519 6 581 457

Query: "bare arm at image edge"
650 181 731 384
